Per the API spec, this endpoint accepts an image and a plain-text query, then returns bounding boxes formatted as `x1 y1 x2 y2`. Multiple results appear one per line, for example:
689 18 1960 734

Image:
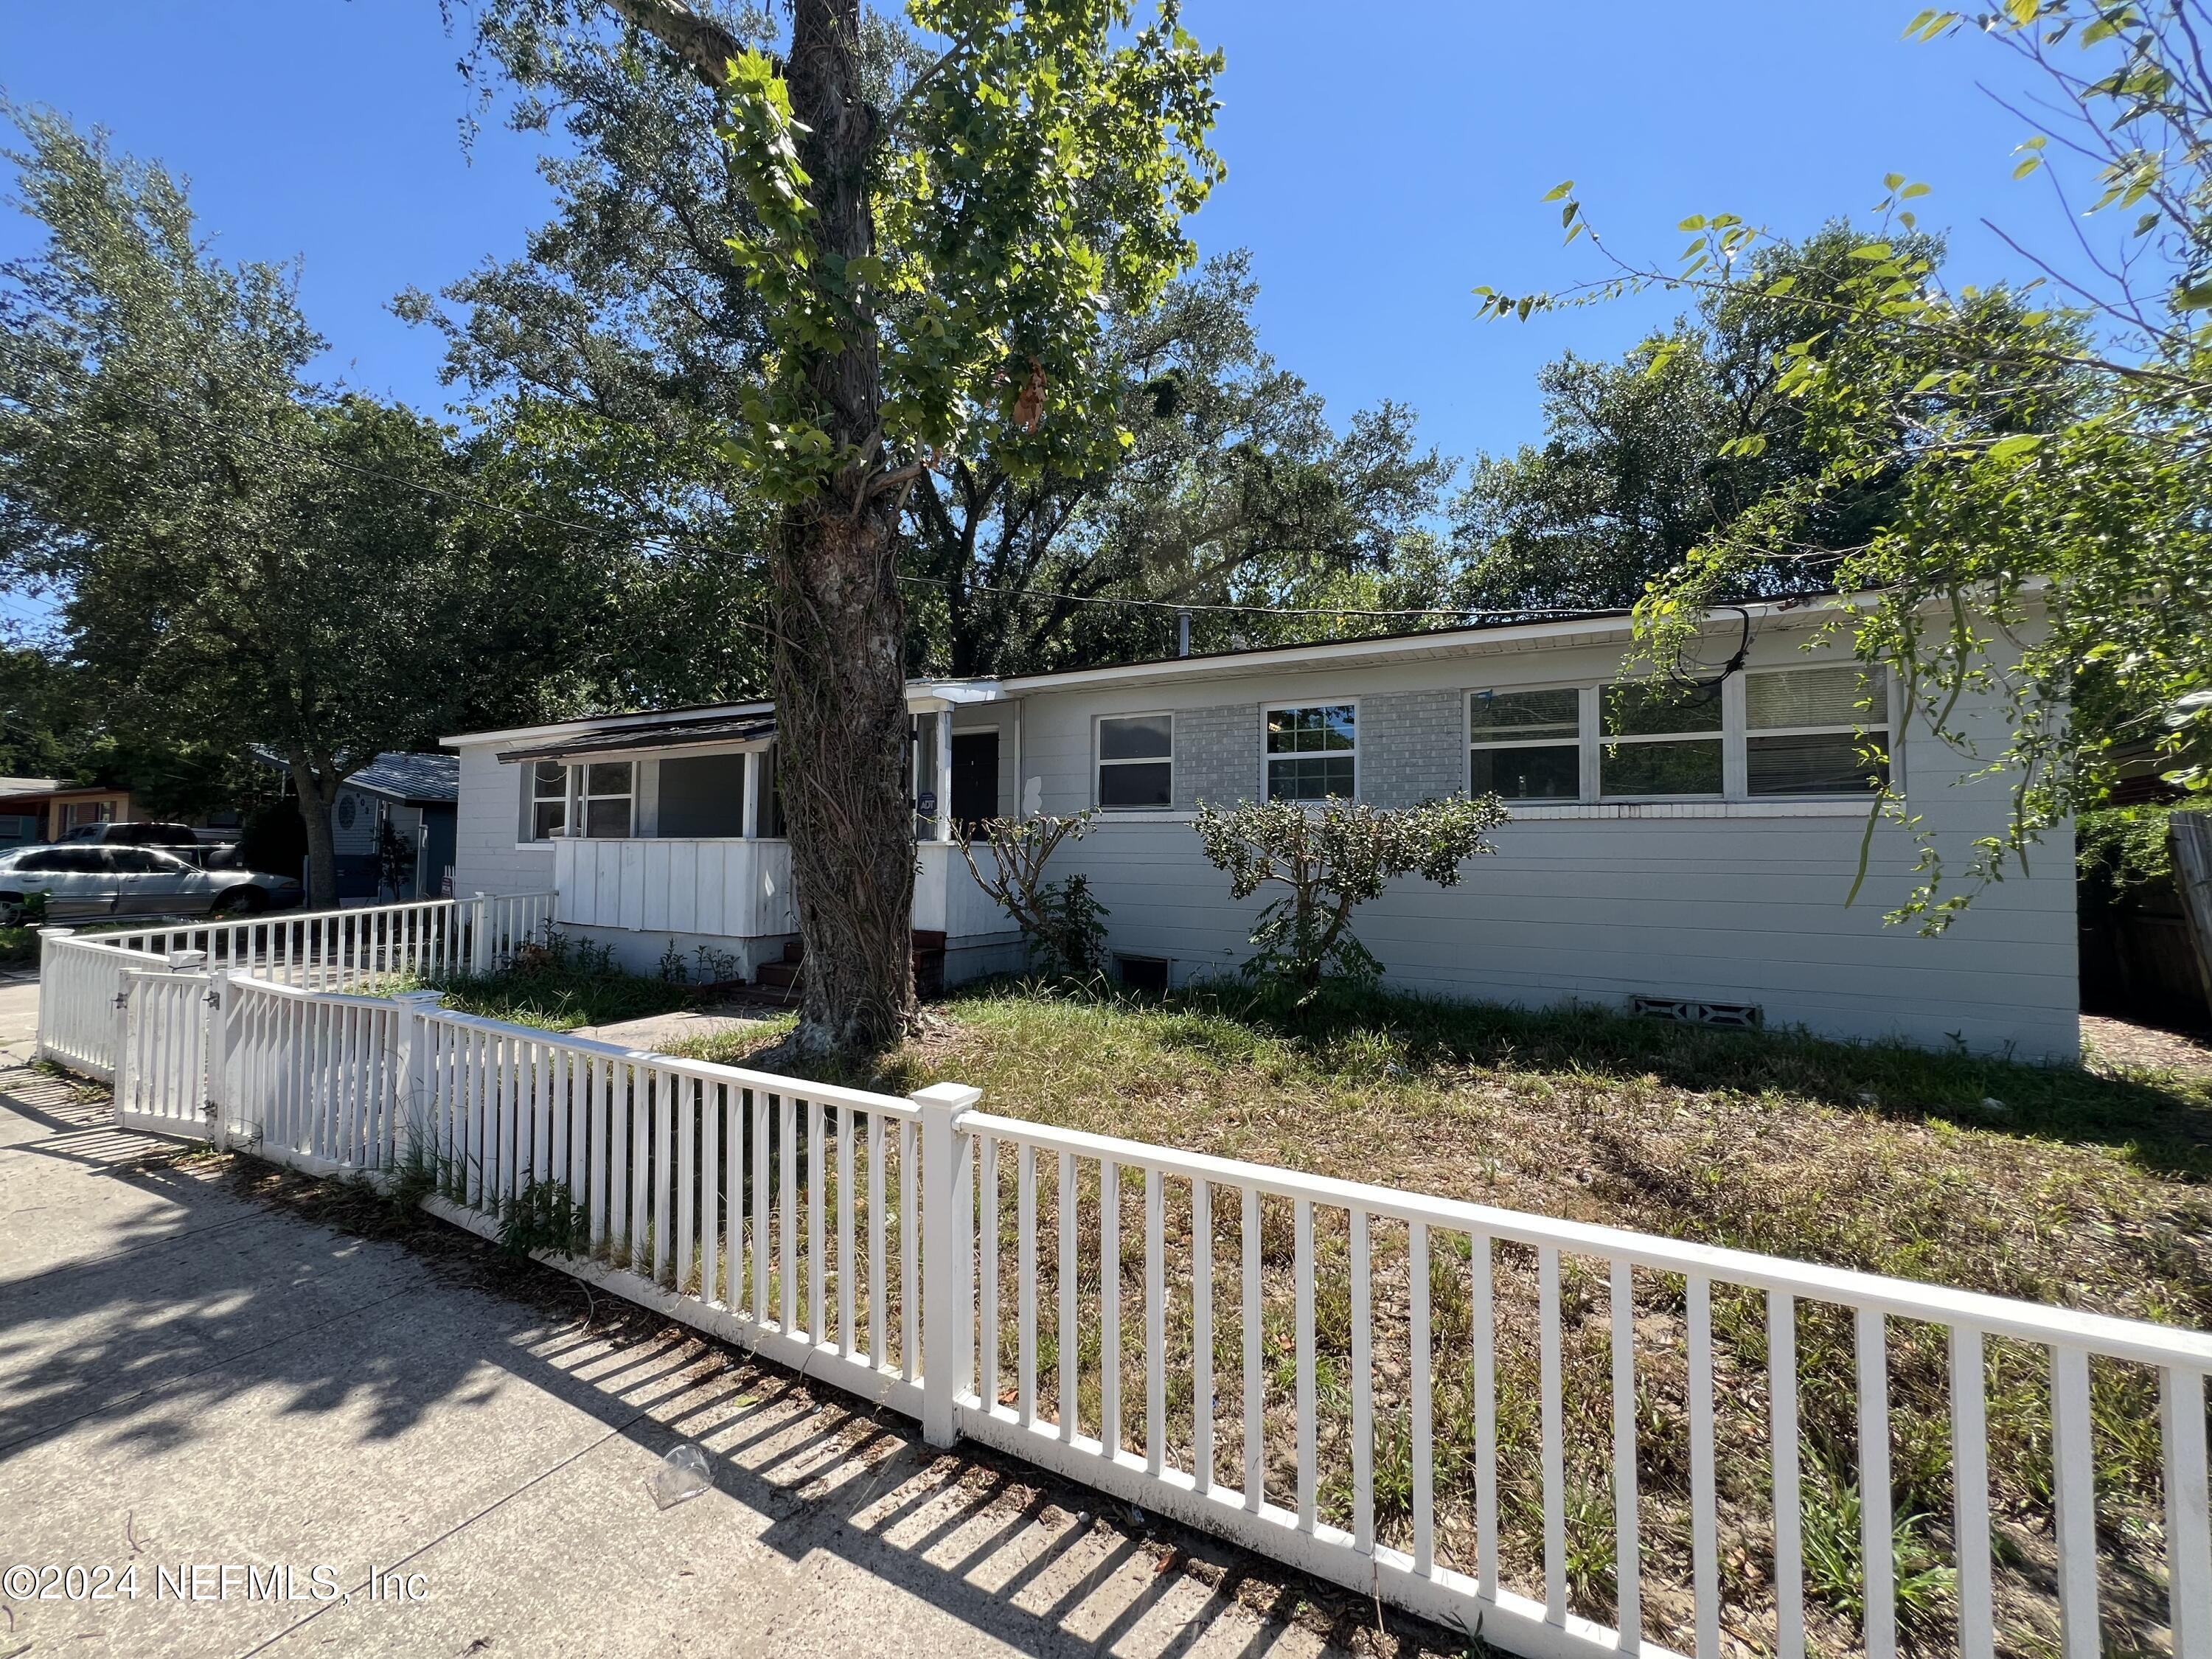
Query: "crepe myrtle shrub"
959 810 1111 981
1192 794 1509 996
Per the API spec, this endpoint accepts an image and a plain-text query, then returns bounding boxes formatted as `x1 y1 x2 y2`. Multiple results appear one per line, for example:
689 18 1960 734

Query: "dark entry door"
950 731 1000 838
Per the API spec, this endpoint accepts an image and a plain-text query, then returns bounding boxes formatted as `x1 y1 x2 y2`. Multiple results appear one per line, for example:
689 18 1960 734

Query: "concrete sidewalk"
0 1062 1386 1659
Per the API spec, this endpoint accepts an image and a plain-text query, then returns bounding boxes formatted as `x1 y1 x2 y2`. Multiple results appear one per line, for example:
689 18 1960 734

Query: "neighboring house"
442 598 2079 1058
0 778 63 846
252 751 461 901
0 777 138 844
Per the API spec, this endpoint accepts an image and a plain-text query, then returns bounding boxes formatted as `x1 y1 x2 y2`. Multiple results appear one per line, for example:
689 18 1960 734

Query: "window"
527 761 566 841
109 848 184 874
1601 685 1723 797
1097 714 1173 809
1265 704 1356 801
581 761 633 838
1745 665 1890 796
1470 688 1581 800
657 754 747 838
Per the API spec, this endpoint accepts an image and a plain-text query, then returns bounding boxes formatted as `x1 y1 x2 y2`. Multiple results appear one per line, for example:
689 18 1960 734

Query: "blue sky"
1 1 2074 475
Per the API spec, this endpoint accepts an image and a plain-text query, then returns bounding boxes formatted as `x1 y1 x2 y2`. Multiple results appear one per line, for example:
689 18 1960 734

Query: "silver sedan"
0 844 303 922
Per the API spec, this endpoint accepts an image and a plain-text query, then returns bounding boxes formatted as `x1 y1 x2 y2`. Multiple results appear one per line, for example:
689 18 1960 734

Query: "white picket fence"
35 891 554 1081
45 964 2212 1659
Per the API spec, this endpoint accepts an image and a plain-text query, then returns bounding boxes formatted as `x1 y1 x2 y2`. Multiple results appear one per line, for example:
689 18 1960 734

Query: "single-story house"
440 598 2079 1059
0 777 138 844
253 751 461 901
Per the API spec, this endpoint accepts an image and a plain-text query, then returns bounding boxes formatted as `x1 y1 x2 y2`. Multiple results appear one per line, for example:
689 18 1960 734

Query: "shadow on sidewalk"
0 1071 1446 1659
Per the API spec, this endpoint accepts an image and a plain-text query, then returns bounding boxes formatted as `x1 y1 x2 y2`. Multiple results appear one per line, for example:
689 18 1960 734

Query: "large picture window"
1096 714 1172 809
1601 685 1722 797
1470 688 1581 800
527 762 566 841
1265 704 1357 800
1745 666 1890 796
581 761 634 838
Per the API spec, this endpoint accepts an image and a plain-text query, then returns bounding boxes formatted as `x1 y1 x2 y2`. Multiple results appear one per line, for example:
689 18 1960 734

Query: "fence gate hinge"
113 991 130 1010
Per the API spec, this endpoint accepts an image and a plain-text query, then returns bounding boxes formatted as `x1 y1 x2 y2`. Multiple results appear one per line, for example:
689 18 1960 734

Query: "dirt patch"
2083 1012 2212 1075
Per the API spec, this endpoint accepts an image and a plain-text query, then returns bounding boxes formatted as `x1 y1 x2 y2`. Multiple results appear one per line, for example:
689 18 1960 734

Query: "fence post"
32 926 74 1059
203 967 233 1150
390 990 445 1178
916 1080 981 1449
469 892 492 975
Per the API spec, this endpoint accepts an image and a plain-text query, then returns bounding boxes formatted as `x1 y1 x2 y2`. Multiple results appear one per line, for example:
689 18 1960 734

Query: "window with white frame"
1096 713 1173 808
1601 684 1722 797
1265 703 1356 800
526 761 566 841
1745 664 1890 796
580 761 634 838
1469 688 1581 800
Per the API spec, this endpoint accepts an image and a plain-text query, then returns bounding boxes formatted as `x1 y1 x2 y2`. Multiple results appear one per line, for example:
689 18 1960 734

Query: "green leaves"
1192 794 1509 993
712 0 1224 508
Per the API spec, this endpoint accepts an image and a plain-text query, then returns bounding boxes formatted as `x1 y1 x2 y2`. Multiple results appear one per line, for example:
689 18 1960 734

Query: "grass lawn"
420 963 700 1033
0 925 36 967
668 981 2212 1657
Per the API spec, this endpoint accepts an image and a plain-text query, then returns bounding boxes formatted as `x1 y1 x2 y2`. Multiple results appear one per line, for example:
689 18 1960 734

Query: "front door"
950 731 1000 838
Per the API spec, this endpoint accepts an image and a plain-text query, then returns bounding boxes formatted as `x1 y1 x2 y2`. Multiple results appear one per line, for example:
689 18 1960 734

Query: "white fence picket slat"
1351 1205 1374 1555
1193 1178 1214 1497
1771 1293 1803 1659
1242 1182 1262 1515
2164 1366 2211 1659
1060 1148 1078 1444
1410 1220 1434 1578
1857 1307 1896 1659
1689 1274 1719 1659
1146 1166 1166 1480
2051 1344 2101 1659
1613 1257 1641 1655
1540 1244 1566 1625
1101 1158 1121 1461
1951 1324 1992 1659
1016 1141 1035 1426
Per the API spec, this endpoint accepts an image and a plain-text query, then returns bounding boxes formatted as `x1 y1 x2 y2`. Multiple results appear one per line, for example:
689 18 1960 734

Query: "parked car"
0 844 302 922
62 820 235 869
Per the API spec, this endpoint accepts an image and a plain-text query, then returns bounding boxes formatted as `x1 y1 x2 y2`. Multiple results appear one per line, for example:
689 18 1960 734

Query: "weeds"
498 1178 590 1259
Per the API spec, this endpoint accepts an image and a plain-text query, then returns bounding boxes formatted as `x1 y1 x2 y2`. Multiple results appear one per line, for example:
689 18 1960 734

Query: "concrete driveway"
0 1012 1406 1657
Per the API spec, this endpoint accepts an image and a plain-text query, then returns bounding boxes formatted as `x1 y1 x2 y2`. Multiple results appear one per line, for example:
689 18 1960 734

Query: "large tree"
0 111 490 906
442 0 1221 1054
902 252 1455 675
1453 226 2059 615
1475 0 2208 926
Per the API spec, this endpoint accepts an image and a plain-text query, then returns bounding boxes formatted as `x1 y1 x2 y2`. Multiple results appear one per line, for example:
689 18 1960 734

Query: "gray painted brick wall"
1172 704 1256 809
1360 689 1465 807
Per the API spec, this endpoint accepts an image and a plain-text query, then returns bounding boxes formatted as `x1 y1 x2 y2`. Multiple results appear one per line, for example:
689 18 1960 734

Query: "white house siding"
451 740 557 900
1009 627 2079 1060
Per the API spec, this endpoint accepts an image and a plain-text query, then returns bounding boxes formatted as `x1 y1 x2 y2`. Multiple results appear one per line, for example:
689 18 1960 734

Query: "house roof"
251 748 459 806
348 751 459 806
495 715 776 765
0 776 63 801
438 595 1865 753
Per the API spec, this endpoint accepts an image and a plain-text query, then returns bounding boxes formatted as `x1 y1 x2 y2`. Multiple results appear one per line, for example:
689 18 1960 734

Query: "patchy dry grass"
681 981 2212 1658
409 964 700 1033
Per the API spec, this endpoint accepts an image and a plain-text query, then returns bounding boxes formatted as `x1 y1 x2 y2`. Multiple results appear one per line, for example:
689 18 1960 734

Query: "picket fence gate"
39 922 2212 1659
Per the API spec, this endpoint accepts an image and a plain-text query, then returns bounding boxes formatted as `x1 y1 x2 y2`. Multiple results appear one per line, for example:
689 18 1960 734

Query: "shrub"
1192 793 1509 995
959 810 1110 979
